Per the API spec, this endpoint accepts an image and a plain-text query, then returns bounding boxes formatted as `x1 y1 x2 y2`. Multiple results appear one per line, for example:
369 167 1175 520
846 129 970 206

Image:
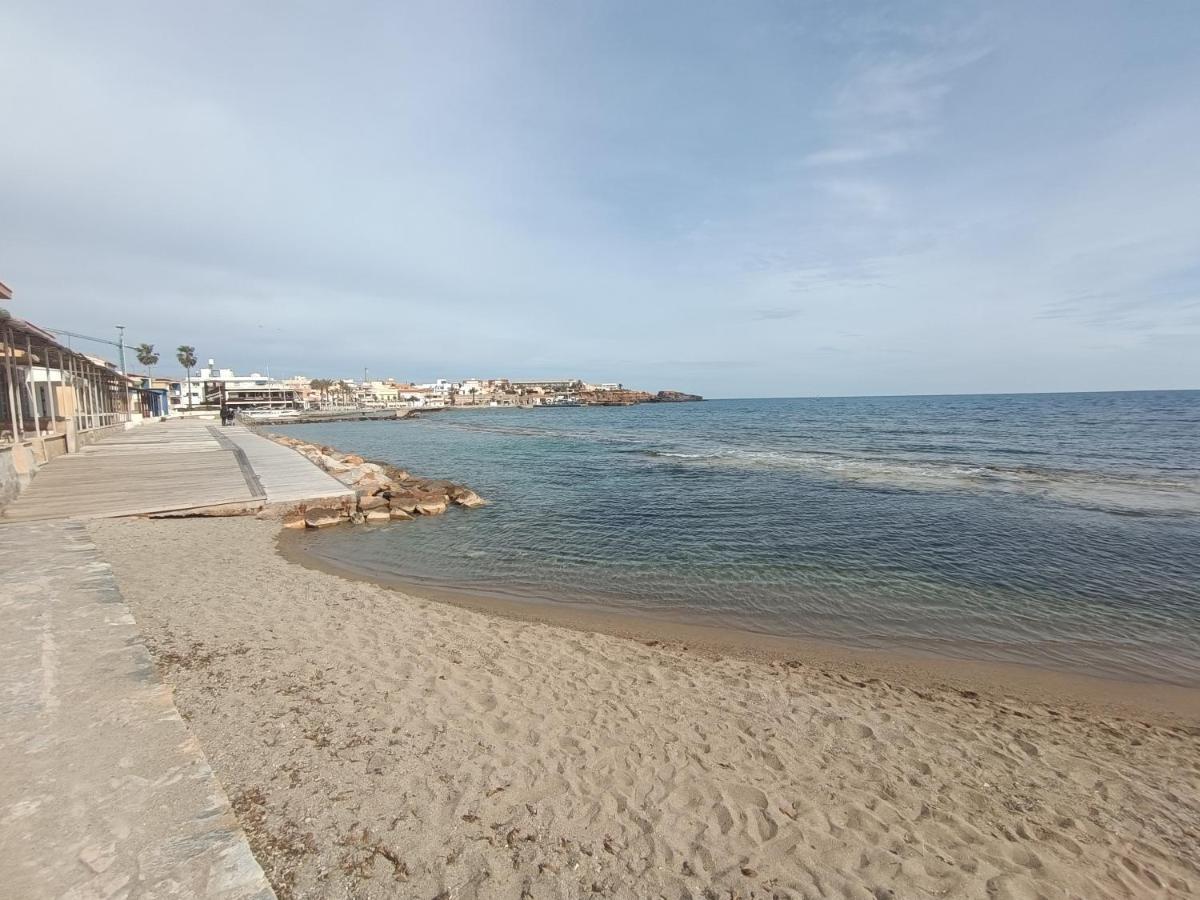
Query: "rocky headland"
264 432 485 529
648 390 703 402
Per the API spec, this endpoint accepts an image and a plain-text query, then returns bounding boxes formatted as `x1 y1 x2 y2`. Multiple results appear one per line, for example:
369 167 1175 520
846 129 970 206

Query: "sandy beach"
90 516 1200 899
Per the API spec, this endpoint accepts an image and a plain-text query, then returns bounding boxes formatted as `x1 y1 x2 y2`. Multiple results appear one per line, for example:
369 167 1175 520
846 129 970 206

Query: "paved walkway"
220 426 354 508
0 521 274 898
0 418 354 896
1 419 350 521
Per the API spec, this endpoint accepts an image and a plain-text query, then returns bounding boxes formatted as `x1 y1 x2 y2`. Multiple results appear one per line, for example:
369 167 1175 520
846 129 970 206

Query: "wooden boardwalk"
1 418 349 522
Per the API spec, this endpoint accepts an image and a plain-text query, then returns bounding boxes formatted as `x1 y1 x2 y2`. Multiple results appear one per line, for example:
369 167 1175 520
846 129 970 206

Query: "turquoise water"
278 391 1200 686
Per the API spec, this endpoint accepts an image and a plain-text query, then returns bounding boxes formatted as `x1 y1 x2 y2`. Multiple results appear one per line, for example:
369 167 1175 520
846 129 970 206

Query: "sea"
276 391 1200 687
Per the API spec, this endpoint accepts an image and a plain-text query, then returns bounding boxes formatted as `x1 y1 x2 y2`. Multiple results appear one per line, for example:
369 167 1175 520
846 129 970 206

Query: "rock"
320 457 351 474
304 507 344 528
415 497 448 516
343 454 365 466
452 489 487 508
388 493 421 514
381 466 411 482
349 510 365 525
281 511 307 530
390 508 414 520
359 494 389 511
364 509 391 523
333 466 369 485
356 474 387 491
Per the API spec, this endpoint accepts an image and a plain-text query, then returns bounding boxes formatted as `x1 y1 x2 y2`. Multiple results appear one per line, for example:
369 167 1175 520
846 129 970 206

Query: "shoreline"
277 529 1200 727
89 516 1200 898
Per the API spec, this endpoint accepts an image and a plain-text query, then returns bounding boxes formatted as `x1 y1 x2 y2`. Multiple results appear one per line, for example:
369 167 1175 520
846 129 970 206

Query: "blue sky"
1 1 1198 397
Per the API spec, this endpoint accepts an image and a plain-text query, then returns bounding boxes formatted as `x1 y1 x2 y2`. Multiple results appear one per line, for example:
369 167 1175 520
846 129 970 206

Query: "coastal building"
1 295 142 504
457 378 486 404
281 376 321 409
362 380 404 407
397 386 442 407
192 361 299 410
509 379 583 395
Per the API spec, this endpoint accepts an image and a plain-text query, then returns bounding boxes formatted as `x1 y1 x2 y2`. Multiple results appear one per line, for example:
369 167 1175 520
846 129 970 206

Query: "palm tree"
135 343 160 385
176 346 197 409
310 378 331 408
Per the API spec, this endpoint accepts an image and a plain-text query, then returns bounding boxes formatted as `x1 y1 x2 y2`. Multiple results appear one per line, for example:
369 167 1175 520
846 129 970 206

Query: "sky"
1 1 1198 398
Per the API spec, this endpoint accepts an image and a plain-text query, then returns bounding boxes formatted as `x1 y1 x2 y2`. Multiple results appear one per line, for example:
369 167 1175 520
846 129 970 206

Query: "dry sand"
90 517 1199 900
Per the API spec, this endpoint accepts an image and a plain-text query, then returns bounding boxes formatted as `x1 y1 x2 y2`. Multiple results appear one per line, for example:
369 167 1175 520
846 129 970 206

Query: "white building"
185 360 298 410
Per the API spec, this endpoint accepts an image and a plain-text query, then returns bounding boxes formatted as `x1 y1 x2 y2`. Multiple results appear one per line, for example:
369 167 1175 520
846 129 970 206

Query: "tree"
176 346 197 409
310 378 332 408
135 343 160 384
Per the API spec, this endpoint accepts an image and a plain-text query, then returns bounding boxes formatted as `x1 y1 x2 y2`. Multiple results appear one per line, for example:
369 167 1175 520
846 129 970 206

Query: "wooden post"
86 363 97 430
24 334 42 435
69 353 82 433
45 340 58 430
3 325 23 442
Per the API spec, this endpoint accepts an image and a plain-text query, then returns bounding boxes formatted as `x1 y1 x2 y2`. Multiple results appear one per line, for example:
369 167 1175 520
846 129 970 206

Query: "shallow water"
278 391 1200 686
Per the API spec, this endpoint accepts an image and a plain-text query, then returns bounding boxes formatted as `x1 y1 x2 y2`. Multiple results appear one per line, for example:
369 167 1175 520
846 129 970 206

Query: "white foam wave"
645 448 1200 514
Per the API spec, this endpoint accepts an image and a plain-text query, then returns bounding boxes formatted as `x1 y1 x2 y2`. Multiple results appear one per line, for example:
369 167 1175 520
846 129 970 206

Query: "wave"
636 448 1200 514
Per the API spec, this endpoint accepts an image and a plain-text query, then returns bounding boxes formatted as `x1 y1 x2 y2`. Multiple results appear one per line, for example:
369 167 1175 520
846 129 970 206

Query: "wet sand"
278 528 1200 727
91 516 1200 899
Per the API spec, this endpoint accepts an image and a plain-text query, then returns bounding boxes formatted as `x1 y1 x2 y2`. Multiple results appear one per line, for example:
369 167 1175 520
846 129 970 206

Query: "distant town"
150 361 703 415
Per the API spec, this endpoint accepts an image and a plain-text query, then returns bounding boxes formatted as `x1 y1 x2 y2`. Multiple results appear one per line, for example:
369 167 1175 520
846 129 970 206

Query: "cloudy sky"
2 1 1198 397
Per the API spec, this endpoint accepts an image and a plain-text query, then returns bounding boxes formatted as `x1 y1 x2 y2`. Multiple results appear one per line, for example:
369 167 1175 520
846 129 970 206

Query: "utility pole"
115 325 127 375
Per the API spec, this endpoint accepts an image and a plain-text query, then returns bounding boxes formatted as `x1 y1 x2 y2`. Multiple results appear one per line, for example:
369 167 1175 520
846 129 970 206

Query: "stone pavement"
0 520 274 899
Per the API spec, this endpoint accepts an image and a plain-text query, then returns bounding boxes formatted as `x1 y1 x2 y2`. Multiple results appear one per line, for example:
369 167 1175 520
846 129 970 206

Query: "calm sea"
277 391 1200 686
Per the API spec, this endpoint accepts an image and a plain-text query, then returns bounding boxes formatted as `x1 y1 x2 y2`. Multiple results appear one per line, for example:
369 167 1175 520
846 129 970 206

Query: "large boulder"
304 507 344 528
319 456 351 474
379 465 411 483
453 489 487 508
415 496 448 516
358 494 389 511
389 508 414 521
364 509 391 523
388 493 421 514
281 510 307 529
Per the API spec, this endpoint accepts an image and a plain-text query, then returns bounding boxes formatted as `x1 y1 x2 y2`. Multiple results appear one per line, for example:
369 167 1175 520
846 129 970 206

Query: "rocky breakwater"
265 433 486 529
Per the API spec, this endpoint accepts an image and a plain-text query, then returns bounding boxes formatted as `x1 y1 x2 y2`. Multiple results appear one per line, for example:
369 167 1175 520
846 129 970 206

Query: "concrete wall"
0 446 21 510
76 423 126 448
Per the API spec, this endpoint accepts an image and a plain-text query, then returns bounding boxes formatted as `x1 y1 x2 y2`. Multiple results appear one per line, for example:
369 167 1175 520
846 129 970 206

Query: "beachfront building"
397 386 442 407
509 379 583 394
1 293 143 505
280 376 322 409
193 361 299 411
453 379 487 408
361 380 405 407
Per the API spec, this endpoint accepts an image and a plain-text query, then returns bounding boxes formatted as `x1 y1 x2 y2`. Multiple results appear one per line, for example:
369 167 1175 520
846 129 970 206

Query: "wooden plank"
1 418 350 523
